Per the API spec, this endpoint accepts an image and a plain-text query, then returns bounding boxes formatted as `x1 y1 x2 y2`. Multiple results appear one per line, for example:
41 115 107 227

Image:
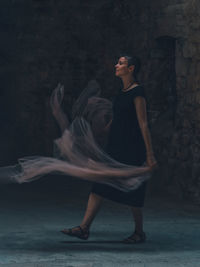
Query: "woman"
61 55 157 244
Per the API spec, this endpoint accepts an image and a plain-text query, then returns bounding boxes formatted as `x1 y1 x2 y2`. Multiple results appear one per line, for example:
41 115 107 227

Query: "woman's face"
115 57 133 77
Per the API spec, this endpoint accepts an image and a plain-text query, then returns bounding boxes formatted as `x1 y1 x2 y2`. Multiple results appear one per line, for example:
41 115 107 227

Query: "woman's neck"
121 76 136 91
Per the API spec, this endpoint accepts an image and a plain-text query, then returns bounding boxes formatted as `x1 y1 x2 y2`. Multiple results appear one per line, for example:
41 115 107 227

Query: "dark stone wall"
0 0 127 163
0 0 148 164
0 0 200 203
133 0 200 203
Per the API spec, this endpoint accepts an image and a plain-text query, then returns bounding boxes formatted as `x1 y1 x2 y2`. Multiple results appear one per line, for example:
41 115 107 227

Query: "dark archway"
148 36 177 124
147 36 177 194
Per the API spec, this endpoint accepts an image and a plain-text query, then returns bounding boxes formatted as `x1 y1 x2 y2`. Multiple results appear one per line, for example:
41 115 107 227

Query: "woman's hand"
103 119 112 133
146 153 157 170
50 83 64 116
50 83 69 132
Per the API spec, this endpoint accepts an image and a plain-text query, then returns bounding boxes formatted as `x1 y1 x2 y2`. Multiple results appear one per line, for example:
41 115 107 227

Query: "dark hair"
120 55 141 82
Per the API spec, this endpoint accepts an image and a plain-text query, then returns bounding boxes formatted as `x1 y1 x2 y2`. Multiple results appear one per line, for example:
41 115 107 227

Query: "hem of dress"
90 190 145 208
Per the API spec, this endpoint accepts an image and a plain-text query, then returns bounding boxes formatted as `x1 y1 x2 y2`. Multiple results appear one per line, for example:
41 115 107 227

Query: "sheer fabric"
0 81 151 192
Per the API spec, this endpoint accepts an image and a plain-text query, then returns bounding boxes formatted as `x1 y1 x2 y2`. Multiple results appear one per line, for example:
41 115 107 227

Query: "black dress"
91 85 147 207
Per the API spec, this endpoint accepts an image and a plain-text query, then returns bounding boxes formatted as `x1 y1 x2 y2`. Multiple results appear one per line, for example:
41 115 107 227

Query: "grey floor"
0 176 200 267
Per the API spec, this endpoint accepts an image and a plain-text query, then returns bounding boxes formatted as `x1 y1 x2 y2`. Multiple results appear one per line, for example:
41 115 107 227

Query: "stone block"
165 3 187 15
183 42 197 58
176 57 188 76
176 14 185 26
176 75 187 90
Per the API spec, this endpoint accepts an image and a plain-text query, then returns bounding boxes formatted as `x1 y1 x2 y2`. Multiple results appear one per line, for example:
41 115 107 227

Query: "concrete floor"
0 176 200 267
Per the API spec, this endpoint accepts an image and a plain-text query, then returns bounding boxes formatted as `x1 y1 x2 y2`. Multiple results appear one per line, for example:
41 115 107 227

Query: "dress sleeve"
131 86 146 100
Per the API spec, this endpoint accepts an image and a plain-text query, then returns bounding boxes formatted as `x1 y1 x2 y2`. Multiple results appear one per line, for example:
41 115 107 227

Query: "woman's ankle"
134 229 144 235
80 223 90 230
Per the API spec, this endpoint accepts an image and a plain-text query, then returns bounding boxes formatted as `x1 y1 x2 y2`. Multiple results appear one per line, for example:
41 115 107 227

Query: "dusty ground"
0 177 200 267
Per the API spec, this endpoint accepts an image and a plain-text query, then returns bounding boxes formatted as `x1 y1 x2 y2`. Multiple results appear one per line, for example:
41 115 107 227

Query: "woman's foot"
122 231 146 244
61 225 89 240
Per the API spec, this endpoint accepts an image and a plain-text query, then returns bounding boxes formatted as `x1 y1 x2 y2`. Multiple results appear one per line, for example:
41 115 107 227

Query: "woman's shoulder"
129 85 146 98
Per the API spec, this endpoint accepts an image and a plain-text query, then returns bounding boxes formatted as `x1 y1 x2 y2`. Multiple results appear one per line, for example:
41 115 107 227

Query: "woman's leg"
131 207 144 234
61 192 103 237
80 192 103 229
123 207 146 243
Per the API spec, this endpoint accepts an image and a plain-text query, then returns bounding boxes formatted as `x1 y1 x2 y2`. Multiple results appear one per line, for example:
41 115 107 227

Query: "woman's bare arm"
50 84 69 134
134 96 157 168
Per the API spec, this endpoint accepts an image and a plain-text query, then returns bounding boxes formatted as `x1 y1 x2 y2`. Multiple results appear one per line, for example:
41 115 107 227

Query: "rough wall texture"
1 0 138 162
133 0 200 202
0 0 199 203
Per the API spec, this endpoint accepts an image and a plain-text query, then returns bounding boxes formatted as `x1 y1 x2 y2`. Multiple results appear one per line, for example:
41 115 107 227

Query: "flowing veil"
0 81 151 192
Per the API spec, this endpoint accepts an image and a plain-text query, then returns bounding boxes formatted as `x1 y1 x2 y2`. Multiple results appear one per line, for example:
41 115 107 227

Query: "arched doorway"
147 36 177 194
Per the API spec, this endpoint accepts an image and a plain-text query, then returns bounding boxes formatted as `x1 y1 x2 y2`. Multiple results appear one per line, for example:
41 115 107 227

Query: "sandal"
61 225 89 240
122 231 146 244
